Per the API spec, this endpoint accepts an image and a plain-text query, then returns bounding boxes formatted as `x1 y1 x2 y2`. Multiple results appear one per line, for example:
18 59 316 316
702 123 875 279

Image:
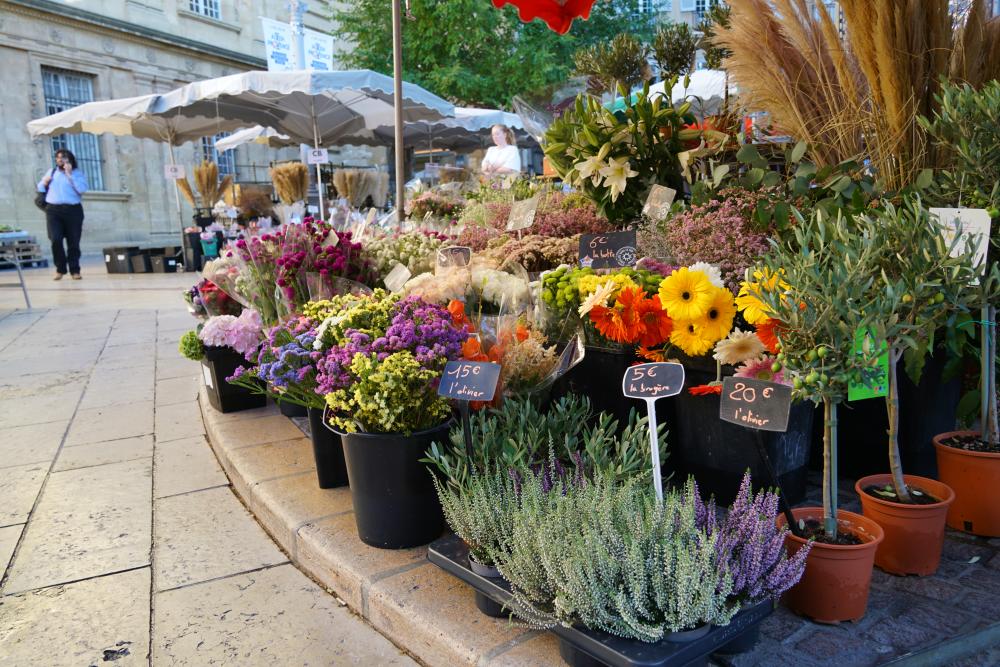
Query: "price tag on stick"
718 376 800 536
164 164 185 180
439 361 502 463
642 185 676 221
506 195 540 232
622 363 684 502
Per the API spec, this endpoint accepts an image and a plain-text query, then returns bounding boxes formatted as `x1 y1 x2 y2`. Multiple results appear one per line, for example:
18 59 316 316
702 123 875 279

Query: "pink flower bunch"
663 187 773 291
532 194 612 237
199 309 264 356
406 191 464 220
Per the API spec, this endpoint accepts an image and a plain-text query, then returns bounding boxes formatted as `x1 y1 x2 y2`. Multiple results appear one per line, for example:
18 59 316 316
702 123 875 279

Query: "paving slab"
154 401 206 443
0 420 68 469
64 400 154 446
77 383 155 410
210 413 306 449
226 437 318 484
249 474 351 550
0 463 48 527
0 370 88 399
0 390 80 429
155 375 200 407
368 562 534 667
53 435 153 472
3 458 152 594
98 341 155 367
296 511 427 612
152 563 417 666
484 631 561 666
153 435 227 499
0 567 150 667
156 358 198 381
153 486 287 592
0 524 22 577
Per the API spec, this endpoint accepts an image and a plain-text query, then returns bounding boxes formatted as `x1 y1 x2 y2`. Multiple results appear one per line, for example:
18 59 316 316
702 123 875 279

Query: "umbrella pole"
391 0 405 225
311 109 325 221
168 142 184 232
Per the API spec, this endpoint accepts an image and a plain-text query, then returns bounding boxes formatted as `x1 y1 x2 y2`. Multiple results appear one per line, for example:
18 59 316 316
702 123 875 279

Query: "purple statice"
708 473 810 604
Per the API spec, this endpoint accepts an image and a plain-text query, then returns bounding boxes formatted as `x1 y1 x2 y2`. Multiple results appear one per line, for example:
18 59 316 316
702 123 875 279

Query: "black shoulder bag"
34 169 55 211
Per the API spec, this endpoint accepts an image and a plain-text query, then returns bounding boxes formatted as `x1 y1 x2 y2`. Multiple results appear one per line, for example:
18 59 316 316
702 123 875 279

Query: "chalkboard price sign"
719 377 792 433
437 246 473 269
622 363 685 400
579 230 637 269
438 361 501 402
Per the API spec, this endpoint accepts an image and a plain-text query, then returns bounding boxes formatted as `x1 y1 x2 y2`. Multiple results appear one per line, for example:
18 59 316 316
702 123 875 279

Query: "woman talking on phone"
37 148 88 280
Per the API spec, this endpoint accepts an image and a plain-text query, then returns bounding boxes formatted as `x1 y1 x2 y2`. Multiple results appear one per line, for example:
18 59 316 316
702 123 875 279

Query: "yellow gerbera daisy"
670 319 715 357
696 287 737 342
736 268 788 325
658 267 714 320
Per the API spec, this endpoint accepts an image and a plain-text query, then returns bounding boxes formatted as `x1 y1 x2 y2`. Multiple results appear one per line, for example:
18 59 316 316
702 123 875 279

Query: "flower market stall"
172 1 1000 664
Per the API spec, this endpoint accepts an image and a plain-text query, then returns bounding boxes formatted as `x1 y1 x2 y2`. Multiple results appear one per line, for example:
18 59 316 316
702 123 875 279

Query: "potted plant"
312 290 468 549
923 80 1000 537
755 209 889 623
853 200 978 574
179 309 266 414
228 314 348 489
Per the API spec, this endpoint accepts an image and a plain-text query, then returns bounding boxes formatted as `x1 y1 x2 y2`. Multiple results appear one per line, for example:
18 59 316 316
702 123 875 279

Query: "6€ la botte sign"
622 363 684 502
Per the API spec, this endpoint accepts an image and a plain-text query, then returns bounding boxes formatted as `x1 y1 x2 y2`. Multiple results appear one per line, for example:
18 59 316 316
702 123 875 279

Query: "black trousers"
45 204 84 274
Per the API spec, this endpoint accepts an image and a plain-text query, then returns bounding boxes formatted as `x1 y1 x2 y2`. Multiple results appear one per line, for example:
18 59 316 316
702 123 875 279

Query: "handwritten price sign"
579 230 637 269
439 361 501 402
719 377 792 433
622 363 685 400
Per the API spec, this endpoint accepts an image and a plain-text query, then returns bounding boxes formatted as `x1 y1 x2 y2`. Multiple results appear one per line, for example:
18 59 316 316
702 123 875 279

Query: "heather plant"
662 186 774 290
424 394 665 495
483 474 739 639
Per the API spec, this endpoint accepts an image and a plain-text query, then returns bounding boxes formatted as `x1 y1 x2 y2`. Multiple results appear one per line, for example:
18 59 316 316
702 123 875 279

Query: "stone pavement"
0 259 416 666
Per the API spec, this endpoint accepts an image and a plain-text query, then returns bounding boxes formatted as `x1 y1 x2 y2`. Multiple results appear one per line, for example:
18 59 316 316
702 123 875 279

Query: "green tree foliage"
651 22 698 80
574 33 651 96
698 4 731 71
327 0 654 108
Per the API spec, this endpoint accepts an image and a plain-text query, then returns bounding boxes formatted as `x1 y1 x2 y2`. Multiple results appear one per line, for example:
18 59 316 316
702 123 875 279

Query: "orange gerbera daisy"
755 318 782 354
590 304 629 342
637 346 666 362
688 383 723 396
635 293 673 347
448 299 472 332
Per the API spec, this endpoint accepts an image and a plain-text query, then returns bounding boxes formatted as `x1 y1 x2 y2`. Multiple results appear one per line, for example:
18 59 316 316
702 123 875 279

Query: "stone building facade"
0 0 346 252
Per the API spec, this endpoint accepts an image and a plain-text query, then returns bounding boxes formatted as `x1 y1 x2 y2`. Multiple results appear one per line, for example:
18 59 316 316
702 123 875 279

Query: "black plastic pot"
670 362 812 506
712 600 771 655
340 421 451 549
552 346 638 429
202 346 266 413
277 398 308 418
470 557 509 618
827 347 961 479
308 407 348 489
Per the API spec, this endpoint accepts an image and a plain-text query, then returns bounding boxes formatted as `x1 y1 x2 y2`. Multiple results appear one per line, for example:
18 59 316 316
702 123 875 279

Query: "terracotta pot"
777 507 883 623
934 430 1000 537
855 474 954 576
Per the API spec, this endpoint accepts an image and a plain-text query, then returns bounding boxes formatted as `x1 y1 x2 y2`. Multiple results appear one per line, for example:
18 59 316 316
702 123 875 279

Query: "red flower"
688 384 723 396
755 318 783 354
635 294 673 348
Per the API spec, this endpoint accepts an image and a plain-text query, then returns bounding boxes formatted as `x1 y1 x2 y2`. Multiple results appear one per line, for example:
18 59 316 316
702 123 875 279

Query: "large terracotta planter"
855 474 954 576
934 430 1000 537
777 507 883 623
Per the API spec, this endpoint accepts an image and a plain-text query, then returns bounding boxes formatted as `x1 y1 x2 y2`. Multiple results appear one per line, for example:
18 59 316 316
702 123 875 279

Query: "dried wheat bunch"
175 177 196 207
270 162 309 204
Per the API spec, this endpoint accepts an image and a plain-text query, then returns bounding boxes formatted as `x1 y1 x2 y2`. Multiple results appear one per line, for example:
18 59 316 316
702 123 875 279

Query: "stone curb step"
198 385 562 667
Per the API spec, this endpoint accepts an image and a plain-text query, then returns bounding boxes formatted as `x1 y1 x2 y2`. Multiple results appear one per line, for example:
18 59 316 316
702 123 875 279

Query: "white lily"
599 157 638 202
574 155 606 188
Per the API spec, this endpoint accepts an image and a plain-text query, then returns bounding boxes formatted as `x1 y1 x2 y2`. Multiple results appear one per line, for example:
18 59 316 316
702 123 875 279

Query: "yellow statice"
736 268 789 325
577 273 638 298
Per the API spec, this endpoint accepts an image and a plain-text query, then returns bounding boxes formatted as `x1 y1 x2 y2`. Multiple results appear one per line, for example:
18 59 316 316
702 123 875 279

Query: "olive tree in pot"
854 199 981 574
922 80 1000 537
314 291 468 549
756 209 889 623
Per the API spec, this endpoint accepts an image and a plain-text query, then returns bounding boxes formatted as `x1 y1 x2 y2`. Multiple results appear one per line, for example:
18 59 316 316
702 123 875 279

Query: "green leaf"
712 163 730 186
914 168 934 190
791 141 808 163
737 143 763 166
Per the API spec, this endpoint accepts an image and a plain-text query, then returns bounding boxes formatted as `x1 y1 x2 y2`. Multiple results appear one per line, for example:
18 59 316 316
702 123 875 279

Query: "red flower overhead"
491 0 597 34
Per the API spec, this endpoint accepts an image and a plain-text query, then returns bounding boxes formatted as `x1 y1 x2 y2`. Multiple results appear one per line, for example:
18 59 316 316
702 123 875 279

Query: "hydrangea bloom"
198 309 263 356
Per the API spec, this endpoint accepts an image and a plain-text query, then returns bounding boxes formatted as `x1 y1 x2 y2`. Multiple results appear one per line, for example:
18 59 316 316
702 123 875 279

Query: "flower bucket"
308 407 348 489
339 421 451 549
201 346 266 413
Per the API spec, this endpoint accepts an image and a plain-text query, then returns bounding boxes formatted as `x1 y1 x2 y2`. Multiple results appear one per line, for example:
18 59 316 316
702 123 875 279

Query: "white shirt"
482 145 521 174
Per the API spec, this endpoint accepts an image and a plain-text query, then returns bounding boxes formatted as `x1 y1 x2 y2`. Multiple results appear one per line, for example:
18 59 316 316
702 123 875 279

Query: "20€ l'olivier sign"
718 376 792 433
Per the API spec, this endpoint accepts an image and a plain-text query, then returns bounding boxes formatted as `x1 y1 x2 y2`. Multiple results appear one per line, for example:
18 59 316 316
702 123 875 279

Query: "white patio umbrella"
648 69 732 117
153 70 454 218
26 92 250 227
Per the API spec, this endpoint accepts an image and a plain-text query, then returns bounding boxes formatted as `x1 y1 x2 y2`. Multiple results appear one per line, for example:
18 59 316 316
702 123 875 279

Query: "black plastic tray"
428 534 772 667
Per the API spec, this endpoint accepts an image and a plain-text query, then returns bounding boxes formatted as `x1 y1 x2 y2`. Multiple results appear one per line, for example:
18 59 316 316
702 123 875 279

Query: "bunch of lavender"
313 292 468 434
482 474 739 640
700 473 811 605
663 187 774 290
423 394 664 496
228 316 325 409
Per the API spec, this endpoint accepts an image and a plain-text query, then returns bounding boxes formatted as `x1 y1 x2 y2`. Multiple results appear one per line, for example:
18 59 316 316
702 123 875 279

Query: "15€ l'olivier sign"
622 363 685 400
438 360 501 402
579 230 637 269
719 376 792 433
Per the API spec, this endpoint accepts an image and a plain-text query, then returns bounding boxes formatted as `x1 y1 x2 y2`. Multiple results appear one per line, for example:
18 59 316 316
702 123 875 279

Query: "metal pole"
311 103 325 220
289 0 307 70
168 142 184 232
391 0 405 224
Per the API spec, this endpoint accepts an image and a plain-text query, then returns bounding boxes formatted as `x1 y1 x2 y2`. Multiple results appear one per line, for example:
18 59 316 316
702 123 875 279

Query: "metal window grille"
42 68 104 191
189 0 221 20
201 134 237 179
